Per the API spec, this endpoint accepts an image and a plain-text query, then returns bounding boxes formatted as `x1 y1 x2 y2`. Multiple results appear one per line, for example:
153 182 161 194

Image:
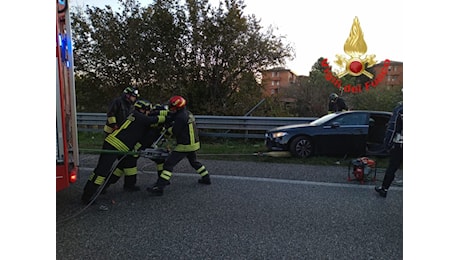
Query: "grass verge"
77 131 391 168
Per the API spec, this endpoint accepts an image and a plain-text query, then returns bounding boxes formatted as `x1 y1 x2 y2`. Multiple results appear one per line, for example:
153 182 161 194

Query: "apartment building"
372 60 403 87
261 67 297 97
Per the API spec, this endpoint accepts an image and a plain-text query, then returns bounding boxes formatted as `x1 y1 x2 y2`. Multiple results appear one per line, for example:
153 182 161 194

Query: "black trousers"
92 142 125 180
164 151 202 172
82 142 125 202
156 150 207 186
107 155 138 187
382 144 403 189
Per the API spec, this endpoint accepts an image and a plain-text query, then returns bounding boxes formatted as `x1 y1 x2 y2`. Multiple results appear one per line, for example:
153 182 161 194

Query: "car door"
367 112 391 156
346 112 370 154
316 112 369 155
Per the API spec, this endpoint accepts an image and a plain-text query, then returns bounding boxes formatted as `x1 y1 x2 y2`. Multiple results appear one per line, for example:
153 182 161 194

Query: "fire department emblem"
335 17 376 79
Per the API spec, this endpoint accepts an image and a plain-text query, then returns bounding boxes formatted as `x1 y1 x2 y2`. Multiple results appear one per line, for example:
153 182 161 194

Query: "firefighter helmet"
169 96 186 111
123 86 140 97
329 93 338 101
134 99 152 112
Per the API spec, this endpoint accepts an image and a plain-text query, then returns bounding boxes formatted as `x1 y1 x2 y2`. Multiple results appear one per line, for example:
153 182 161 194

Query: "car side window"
333 113 367 125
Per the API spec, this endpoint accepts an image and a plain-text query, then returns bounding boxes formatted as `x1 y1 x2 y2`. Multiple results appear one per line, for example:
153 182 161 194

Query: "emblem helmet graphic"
334 17 376 79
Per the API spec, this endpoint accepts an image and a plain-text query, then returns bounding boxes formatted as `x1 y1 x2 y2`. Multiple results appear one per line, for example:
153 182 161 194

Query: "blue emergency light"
58 33 72 68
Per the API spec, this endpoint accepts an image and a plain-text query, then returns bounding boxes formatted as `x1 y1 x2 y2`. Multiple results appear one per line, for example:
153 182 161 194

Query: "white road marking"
80 167 402 191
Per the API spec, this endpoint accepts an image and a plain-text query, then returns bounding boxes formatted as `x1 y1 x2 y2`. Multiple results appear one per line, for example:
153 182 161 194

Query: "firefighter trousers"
107 155 138 188
157 151 209 187
81 142 125 203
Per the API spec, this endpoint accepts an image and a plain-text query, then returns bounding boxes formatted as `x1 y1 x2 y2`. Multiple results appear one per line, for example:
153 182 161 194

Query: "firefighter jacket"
105 110 165 152
104 95 133 135
328 97 348 113
137 108 173 147
170 108 200 152
383 102 403 150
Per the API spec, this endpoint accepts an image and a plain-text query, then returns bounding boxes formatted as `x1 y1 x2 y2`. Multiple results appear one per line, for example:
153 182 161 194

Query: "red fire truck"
56 0 79 192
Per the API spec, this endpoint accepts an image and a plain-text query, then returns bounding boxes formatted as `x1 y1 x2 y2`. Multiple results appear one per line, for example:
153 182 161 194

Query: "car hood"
268 123 312 132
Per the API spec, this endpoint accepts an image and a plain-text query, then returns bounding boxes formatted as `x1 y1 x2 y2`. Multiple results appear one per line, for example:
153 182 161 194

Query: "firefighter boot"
146 177 168 196
123 175 140 192
198 174 211 185
81 181 99 204
374 186 388 198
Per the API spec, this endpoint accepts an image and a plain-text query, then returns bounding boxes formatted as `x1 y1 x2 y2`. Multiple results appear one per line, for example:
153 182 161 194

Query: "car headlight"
271 132 287 138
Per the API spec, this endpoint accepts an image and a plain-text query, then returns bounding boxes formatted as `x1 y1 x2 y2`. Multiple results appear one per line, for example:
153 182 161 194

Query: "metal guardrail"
77 113 317 139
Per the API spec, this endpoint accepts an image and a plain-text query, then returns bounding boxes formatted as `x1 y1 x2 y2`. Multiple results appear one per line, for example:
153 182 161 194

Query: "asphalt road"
56 155 403 260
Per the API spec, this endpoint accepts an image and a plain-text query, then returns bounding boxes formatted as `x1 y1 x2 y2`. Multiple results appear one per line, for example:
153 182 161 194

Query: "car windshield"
308 113 339 126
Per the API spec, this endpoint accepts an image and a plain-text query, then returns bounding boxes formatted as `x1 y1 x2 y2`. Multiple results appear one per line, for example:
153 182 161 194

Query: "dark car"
265 110 392 158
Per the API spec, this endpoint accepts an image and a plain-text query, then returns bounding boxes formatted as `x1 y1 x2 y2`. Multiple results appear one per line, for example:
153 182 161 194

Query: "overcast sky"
71 0 404 76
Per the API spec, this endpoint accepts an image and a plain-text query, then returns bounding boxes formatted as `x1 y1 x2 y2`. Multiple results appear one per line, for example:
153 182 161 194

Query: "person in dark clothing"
81 99 166 204
375 101 403 198
147 96 211 196
328 93 348 113
103 104 171 192
102 86 141 191
103 86 139 135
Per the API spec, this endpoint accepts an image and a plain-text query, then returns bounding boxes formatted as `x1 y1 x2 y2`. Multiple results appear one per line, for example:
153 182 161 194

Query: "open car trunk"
366 114 390 156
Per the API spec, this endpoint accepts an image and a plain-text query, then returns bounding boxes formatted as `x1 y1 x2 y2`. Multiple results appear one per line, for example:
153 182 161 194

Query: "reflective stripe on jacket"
171 109 200 152
104 95 133 134
105 110 164 152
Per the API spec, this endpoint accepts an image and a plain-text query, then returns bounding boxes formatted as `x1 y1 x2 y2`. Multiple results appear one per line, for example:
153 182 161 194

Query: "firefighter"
103 86 139 135
147 96 211 196
101 86 141 191
81 99 166 204
375 101 403 198
328 93 348 113
102 104 171 193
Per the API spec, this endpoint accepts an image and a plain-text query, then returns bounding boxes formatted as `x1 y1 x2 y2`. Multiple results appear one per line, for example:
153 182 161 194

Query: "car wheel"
289 136 313 158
